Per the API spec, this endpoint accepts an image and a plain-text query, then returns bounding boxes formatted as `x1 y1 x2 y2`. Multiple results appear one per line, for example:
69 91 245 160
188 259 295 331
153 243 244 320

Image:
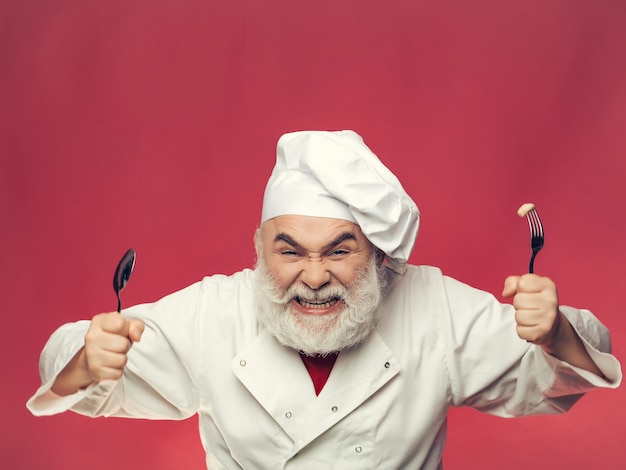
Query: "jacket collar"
232 328 400 453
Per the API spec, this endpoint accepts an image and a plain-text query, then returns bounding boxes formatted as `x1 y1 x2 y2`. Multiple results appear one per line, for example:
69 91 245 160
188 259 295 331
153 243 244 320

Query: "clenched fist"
84 312 145 382
51 313 145 396
502 274 561 347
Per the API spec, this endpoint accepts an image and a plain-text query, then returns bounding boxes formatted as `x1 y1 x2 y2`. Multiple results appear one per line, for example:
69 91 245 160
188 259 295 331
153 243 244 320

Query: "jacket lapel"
231 330 316 442
232 329 400 454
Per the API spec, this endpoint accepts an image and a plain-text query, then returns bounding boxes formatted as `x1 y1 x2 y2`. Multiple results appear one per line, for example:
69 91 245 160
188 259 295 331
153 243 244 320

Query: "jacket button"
240 360 247 366
384 362 390 368
355 446 363 453
331 406 338 412
285 412 292 418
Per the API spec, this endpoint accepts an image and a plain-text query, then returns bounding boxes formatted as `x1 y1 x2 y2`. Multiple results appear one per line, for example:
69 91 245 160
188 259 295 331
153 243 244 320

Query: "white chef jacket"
27 265 621 469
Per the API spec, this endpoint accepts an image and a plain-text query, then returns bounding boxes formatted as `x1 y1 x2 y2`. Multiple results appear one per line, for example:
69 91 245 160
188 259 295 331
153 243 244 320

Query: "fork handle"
529 250 538 274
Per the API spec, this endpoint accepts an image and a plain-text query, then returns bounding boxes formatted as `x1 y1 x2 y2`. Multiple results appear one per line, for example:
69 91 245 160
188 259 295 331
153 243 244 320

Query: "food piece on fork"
517 203 535 217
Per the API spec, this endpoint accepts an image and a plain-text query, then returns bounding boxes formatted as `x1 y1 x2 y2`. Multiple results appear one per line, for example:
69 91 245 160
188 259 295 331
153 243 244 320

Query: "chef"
28 130 621 469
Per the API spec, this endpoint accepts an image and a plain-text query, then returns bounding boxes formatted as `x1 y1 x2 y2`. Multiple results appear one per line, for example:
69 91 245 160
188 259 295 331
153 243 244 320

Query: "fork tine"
528 209 543 237
526 211 535 235
526 209 536 235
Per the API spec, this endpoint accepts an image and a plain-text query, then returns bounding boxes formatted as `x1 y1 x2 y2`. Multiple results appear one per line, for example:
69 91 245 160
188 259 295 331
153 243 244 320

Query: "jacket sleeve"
27 280 207 420
440 275 621 417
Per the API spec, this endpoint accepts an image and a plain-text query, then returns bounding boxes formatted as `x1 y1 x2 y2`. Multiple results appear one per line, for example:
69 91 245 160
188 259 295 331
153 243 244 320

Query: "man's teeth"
296 297 340 309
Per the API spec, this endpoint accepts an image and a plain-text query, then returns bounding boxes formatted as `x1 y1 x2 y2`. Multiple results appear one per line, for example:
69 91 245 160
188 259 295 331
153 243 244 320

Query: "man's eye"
281 250 299 256
330 249 349 256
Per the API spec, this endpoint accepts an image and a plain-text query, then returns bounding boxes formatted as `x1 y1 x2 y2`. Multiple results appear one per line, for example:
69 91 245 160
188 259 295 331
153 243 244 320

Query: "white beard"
254 252 387 356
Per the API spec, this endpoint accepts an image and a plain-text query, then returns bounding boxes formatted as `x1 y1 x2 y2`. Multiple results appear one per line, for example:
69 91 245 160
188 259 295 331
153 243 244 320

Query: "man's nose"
300 258 331 290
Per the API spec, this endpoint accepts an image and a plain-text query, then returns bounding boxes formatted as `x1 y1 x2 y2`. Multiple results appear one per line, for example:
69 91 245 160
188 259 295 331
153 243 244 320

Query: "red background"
2 1 625 468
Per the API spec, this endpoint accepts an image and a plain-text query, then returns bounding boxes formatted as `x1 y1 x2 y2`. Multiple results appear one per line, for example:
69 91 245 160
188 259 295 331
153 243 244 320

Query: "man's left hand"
502 274 561 348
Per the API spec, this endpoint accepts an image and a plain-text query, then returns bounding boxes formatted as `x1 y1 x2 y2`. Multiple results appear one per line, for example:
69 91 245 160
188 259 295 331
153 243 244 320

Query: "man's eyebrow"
274 233 303 249
273 231 357 251
323 232 357 251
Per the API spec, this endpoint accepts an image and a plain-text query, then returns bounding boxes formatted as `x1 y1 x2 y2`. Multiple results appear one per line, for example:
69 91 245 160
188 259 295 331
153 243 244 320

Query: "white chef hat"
261 130 420 272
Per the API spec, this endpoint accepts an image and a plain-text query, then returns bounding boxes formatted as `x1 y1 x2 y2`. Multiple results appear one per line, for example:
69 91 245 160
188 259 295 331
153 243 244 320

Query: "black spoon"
113 249 136 313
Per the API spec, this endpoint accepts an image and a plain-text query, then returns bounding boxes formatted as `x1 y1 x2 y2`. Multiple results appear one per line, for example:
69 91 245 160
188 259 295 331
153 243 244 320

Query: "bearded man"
28 131 621 469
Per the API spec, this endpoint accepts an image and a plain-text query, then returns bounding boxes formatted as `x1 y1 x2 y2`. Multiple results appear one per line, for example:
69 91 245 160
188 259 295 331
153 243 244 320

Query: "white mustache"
290 286 345 305
263 275 349 305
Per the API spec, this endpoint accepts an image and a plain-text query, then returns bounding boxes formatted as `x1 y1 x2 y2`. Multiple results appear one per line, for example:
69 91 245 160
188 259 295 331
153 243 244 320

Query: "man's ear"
376 248 385 266
375 248 385 266
253 228 261 258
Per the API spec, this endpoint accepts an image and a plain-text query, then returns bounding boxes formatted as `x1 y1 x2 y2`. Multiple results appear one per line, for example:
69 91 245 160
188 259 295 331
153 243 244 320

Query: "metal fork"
525 208 544 273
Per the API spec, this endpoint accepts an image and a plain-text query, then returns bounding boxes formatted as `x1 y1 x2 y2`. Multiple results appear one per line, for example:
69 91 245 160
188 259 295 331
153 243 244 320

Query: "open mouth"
294 296 341 309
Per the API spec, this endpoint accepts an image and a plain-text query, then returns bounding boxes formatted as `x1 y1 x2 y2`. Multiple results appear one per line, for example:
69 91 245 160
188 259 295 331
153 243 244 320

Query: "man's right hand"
51 313 145 396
